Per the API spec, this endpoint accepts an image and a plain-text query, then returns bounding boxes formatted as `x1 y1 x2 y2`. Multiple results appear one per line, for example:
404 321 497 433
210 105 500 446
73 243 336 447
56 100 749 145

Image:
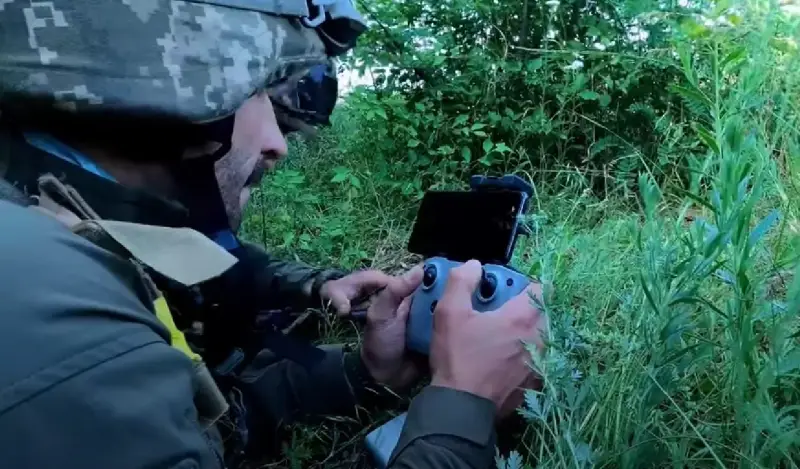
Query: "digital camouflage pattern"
0 0 331 123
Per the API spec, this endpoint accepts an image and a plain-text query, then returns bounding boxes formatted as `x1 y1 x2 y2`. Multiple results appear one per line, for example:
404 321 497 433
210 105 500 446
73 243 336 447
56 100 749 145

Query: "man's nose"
264 125 288 158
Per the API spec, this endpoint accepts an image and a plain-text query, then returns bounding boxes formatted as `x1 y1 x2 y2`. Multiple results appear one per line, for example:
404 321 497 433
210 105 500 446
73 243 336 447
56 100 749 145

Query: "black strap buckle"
302 0 335 27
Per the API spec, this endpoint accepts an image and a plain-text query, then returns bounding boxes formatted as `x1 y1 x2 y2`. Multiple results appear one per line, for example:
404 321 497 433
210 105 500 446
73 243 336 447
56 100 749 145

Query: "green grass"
240 5 800 468
241 109 800 469
242 129 800 468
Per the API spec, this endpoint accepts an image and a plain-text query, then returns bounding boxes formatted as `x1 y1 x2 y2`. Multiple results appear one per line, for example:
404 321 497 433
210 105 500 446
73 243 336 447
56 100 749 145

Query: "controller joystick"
406 257 530 355
422 264 437 290
478 270 498 302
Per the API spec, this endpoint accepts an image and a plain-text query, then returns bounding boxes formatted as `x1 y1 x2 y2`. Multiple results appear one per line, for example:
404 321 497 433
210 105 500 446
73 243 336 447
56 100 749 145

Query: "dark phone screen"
407 191 523 264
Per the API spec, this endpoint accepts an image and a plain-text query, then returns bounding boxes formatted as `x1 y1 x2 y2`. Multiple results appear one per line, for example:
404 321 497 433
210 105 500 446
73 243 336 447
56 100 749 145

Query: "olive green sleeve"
235 346 396 448
388 386 497 469
240 241 345 310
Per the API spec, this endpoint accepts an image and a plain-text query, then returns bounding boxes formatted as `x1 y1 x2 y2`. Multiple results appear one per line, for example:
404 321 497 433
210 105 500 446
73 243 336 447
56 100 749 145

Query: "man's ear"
182 141 223 160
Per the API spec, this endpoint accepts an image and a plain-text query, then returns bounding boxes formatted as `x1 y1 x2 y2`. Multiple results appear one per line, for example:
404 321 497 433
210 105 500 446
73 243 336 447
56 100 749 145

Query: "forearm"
389 386 497 469
237 345 390 443
240 241 345 310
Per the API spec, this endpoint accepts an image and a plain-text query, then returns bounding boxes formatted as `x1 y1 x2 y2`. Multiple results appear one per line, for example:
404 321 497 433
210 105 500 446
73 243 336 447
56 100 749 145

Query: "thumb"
396 294 413 323
370 265 424 320
437 260 482 321
328 289 352 316
500 283 548 349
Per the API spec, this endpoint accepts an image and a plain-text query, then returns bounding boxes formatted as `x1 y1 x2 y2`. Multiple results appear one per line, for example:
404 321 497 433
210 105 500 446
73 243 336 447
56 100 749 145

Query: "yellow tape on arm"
153 296 201 362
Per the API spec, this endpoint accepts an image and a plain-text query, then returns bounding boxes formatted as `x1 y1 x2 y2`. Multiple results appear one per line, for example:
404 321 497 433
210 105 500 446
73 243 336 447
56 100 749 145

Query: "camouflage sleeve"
239 241 346 310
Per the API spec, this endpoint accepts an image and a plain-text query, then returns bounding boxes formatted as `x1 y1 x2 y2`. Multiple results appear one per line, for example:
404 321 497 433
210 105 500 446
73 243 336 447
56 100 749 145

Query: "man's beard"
214 146 264 231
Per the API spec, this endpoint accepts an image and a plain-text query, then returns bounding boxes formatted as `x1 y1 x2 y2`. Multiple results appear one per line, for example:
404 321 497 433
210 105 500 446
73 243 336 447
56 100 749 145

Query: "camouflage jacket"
0 132 500 469
0 129 343 346
0 194 500 469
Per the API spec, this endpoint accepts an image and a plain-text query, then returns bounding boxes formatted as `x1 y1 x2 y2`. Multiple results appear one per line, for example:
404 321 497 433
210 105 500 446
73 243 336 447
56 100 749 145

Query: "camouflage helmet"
0 0 366 141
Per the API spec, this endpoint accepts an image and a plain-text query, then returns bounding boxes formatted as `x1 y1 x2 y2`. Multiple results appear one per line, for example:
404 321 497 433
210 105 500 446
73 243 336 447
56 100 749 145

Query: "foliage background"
241 0 800 467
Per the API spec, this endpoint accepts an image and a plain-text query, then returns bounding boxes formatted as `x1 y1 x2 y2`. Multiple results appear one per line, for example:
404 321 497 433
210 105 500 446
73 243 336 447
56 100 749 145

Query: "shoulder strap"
4 167 233 430
0 131 190 227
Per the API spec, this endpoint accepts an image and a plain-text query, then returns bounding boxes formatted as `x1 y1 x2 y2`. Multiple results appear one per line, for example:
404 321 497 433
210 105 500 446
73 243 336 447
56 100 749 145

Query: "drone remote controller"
406 257 531 354
365 261 531 467
365 175 534 468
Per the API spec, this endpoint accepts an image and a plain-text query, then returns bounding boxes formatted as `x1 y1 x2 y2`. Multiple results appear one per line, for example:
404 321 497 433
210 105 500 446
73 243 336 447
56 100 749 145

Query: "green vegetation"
241 0 800 467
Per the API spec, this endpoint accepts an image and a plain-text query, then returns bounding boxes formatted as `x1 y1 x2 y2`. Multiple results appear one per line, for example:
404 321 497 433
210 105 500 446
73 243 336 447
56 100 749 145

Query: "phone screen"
407 191 524 264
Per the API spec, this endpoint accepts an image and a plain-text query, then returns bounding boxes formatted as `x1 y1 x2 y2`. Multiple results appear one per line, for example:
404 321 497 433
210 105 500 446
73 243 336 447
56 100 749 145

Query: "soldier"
0 2 547 468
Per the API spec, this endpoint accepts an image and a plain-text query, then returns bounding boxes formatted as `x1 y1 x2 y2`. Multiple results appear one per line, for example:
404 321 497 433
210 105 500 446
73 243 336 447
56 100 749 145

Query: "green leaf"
349 174 362 189
375 107 387 119
478 155 492 166
454 114 469 126
473 130 488 137
471 123 487 131
668 294 727 319
521 390 549 422
695 125 720 155
526 58 543 71
495 142 512 153
714 269 735 285
677 43 696 85
579 90 599 101
670 84 712 111
640 273 660 314
482 139 494 153
433 55 446 66
461 146 472 163
721 46 747 72
749 209 781 248
599 94 611 107
505 451 524 469
407 139 421 148
436 145 454 155
727 14 743 26
680 18 711 39
660 311 693 342
678 188 715 211
571 73 587 92
331 167 350 183
777 349 800 375
770 37 799 53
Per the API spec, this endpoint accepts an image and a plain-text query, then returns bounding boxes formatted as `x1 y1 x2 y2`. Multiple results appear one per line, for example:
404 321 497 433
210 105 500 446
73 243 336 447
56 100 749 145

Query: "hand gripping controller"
406 257 531 354
365 258 531 468
366 174 534 468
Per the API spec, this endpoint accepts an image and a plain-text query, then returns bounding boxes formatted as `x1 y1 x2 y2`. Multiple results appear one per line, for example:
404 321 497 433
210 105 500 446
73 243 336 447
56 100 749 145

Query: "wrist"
430 374 501 410
344 349 396 408
359 345 387 385
344 349 377 390
309 269 346 304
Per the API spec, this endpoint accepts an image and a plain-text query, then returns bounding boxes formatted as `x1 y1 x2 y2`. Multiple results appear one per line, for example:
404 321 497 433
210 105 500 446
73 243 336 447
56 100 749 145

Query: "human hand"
360 265 424 389
429 260 546 418
320 270 392 316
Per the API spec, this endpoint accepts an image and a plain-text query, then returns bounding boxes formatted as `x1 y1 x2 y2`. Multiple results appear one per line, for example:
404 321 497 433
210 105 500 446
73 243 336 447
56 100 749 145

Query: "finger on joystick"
422 264 438 289
478 269 498 302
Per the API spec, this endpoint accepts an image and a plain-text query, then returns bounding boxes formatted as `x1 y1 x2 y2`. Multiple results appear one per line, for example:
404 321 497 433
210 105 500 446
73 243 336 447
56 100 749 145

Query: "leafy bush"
344 0 713 192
